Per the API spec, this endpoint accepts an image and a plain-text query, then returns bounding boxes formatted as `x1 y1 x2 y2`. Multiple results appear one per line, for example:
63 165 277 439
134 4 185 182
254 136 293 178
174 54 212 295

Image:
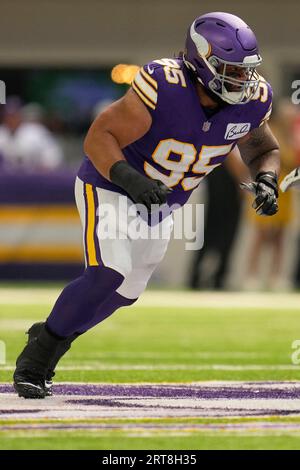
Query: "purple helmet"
183 12 262 105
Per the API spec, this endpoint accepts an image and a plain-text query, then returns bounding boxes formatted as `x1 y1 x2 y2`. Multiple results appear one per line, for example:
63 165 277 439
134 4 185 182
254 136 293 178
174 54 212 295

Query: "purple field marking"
1 409 298 419
2 422 300 432
0 409 42 415
39 384 300 400
2 382 300 399
66 398 143 408
59 384 300 400
0 385 13 393
65 399 300 416
2 382 300 420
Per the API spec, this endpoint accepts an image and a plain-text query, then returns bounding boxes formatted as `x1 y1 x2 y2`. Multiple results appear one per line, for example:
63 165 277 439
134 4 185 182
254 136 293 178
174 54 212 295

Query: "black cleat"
26 322 53 396
13 324 65 399
13 371 47 399
25 322 79 397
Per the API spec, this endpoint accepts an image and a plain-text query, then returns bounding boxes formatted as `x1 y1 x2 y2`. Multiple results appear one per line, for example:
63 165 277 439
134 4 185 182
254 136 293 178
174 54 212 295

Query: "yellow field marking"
0 205 79 222
0 245 83 262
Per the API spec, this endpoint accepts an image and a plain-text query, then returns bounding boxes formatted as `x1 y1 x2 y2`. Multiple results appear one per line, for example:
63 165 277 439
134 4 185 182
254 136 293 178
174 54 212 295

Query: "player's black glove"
110 160 171 212
240 171 279 216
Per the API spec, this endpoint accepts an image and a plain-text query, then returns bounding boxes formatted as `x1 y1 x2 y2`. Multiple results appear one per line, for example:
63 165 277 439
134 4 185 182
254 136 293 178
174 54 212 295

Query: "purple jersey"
78 57 272 207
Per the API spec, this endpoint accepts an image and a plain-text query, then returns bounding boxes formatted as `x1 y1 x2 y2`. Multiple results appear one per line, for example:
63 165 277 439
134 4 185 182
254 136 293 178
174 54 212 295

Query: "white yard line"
1 288 300 309
1 364 300 371
0 348 274 360
0 319 39 330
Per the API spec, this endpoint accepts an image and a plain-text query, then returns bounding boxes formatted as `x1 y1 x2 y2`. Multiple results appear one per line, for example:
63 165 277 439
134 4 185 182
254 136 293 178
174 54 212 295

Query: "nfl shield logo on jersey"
202 121 211 132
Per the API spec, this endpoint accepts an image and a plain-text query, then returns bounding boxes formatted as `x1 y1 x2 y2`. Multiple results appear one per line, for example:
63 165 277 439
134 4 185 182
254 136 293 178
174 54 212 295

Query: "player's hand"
240 172 278 216
280 167 300 192
110 160 172 212
132 179 172 211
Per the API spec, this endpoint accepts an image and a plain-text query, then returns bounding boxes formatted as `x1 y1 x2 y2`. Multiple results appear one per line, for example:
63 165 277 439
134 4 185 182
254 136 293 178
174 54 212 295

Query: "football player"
13 12 280 398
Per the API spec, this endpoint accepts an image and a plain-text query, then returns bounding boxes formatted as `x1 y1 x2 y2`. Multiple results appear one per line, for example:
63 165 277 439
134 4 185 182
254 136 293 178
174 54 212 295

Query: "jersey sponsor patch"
224 123 251 140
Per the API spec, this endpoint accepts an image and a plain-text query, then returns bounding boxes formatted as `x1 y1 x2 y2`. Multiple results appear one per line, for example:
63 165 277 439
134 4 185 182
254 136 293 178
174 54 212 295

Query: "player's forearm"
238 123 280 180
246 148 280 180
84 127 125 181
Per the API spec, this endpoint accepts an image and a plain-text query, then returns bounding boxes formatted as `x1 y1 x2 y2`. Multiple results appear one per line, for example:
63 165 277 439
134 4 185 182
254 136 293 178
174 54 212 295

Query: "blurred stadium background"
1 0 300 451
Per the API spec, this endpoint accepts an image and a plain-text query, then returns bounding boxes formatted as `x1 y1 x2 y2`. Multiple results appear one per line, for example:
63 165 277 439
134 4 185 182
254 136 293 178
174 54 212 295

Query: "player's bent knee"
84 265 125 294
101 257 133 279
117 268 153 300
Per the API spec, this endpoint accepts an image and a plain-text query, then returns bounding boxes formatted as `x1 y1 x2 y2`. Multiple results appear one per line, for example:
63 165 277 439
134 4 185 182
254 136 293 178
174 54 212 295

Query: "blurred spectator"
188 148 247 290
0 96 63 171
243 101 296 291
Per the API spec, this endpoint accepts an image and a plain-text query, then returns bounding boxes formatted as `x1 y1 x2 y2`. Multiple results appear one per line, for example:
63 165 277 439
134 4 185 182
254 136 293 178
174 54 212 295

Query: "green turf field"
1 287 300 450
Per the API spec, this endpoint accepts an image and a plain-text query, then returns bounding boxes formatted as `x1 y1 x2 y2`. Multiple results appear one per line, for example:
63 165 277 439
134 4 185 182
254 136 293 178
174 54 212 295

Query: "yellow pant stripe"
85 183 99 266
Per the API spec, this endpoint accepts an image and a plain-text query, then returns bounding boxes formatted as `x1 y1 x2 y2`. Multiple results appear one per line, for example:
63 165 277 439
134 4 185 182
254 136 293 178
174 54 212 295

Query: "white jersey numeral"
164 67 187 87
153 59 181 68
153 59 186 88
145 139 233 191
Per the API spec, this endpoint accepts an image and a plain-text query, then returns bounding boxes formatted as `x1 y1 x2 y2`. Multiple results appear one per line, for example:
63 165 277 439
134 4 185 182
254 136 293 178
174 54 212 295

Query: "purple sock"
76 290 137 333
46 266 125 337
